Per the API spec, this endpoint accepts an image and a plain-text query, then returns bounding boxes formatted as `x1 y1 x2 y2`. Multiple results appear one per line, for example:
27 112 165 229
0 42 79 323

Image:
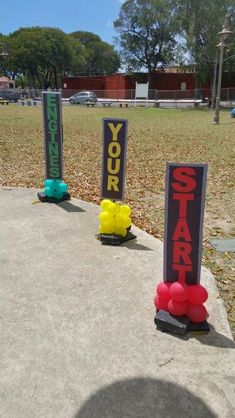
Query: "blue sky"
1 0 125 44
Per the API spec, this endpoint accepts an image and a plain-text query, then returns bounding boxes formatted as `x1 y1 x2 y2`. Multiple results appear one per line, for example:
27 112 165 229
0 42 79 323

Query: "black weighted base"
154 310 210 335
37 191 70 203
97 231 136 245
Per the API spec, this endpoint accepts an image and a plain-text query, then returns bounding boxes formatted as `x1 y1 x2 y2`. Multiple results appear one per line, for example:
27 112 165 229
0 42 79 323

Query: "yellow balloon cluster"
98 199 132 237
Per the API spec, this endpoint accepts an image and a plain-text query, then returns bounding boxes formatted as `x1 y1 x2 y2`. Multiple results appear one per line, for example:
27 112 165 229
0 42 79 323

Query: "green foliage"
175 0 235 87
14 75 27 88
114 0 180 75
70 31 120 75
114 0 235 87
1 27 120 87
70 31 101 45
3 27 74 88
65 35 87 76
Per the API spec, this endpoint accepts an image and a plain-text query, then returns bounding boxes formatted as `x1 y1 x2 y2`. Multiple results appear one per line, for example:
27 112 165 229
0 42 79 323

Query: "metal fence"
60 88 212 101
1 87 235 105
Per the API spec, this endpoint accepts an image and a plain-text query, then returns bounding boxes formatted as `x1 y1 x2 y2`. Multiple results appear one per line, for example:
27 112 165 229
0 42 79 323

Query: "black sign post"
154 163 209 334
164 163 207 285
98 118 136 245
101 118 128 201
38 92 70 202
43 91 63 180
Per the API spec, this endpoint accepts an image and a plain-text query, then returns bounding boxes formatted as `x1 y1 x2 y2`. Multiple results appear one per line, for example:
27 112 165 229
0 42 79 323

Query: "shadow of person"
74 377 216 418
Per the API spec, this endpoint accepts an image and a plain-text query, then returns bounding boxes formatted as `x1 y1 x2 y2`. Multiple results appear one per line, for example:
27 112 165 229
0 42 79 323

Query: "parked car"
69 91 97 104
0 89 21 102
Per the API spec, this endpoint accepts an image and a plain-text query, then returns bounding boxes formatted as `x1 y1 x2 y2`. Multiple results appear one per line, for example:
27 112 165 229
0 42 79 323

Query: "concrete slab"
0 187 234 418
210 238 235 253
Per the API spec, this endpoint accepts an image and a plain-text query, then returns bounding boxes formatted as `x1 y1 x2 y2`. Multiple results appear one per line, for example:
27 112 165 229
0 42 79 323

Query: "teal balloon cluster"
44 179 68 200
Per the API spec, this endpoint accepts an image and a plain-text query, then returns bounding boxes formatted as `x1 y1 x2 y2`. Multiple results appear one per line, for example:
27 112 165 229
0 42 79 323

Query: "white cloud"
106 19 114 28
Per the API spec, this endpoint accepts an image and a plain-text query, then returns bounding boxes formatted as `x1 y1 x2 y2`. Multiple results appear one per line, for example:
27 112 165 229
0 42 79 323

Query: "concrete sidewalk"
0 187 234 418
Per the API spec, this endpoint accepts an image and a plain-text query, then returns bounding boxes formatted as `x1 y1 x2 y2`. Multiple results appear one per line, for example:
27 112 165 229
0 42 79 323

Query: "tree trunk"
148 71 156 99
27 69 33 89
53 66 58 89
35 69 43 89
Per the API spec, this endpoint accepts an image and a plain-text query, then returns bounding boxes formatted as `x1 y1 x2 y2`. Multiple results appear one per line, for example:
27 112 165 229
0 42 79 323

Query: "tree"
70 31 120 75
3 27 80 89
1 28 120 86
9 27 76 89
64 35 87 76
113 0 180 85
175 0 235 88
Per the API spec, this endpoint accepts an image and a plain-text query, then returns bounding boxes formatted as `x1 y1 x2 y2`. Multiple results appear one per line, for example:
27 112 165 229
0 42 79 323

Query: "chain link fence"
1 87 235 106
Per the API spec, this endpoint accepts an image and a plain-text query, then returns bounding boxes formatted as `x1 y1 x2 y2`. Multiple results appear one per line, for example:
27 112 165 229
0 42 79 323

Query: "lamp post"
211 50 219 109
213 16 232 125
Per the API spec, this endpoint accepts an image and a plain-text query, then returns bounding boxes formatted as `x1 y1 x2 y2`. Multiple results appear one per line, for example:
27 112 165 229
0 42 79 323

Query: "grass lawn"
1 104 235 335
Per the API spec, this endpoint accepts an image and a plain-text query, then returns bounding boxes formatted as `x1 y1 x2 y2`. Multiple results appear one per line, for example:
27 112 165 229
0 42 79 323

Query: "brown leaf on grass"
1 105 234 337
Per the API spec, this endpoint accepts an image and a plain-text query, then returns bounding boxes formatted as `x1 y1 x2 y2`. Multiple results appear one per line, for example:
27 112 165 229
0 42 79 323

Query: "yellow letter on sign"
108 123 123 141
107 175 119 191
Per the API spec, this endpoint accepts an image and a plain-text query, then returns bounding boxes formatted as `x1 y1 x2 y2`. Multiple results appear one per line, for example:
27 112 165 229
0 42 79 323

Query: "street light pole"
213 16 232 125
211 50 218 109
213 41 225 123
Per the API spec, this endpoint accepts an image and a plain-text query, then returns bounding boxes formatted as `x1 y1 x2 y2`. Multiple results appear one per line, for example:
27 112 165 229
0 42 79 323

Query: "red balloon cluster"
154 281 208 323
